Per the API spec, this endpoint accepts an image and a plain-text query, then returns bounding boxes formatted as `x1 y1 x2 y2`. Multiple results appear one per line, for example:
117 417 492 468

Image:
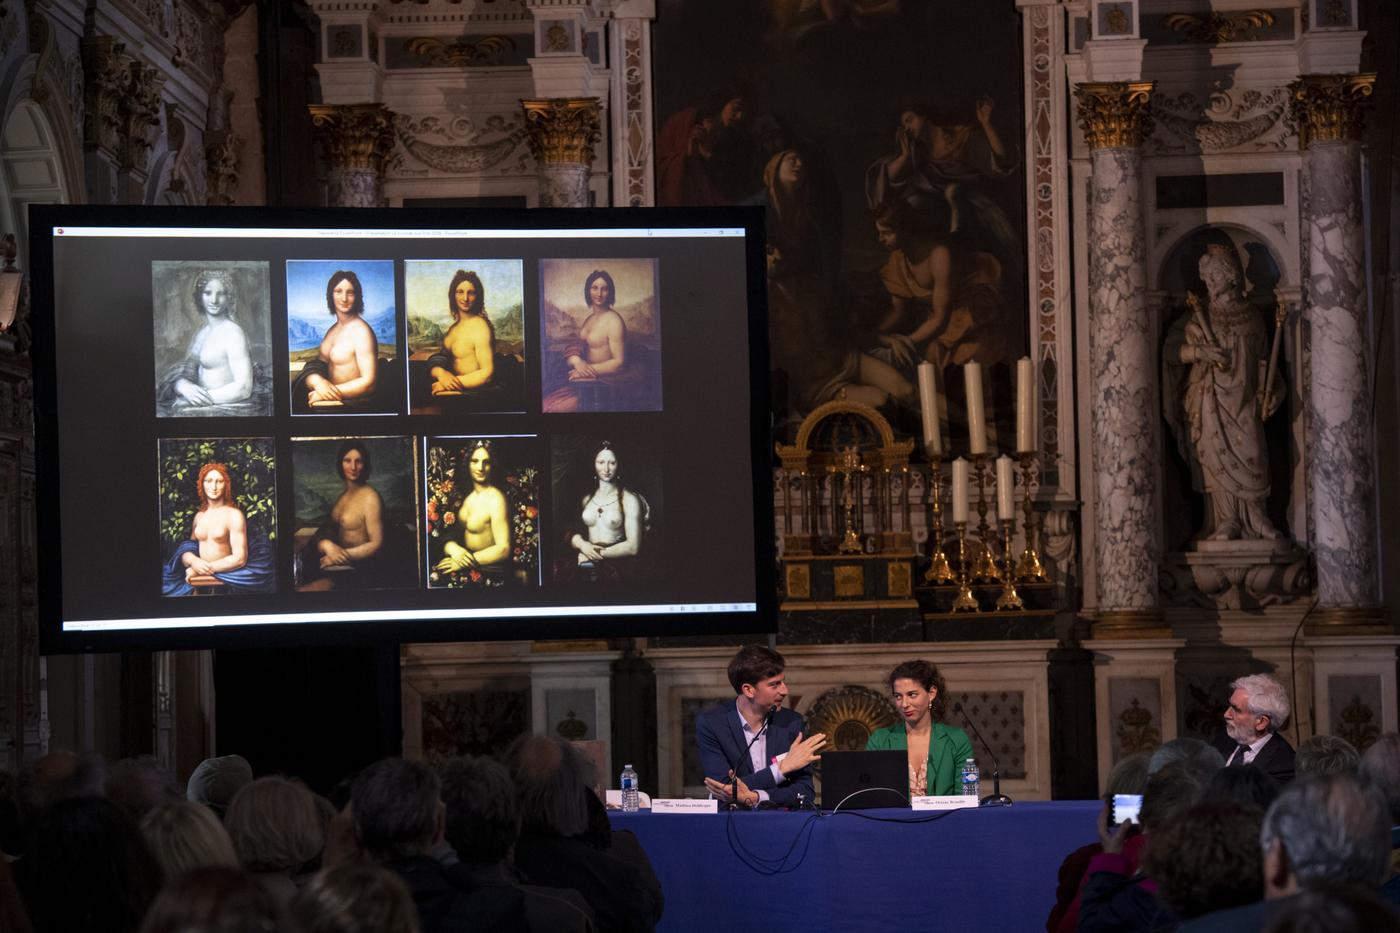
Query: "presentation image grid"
47 223 759 635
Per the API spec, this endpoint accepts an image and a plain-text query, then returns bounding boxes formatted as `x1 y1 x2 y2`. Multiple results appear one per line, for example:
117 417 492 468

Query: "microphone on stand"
730 705 775 809
952 702 1012 807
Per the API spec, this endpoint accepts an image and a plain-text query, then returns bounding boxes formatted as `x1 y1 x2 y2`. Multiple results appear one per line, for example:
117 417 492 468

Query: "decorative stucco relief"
1149 88 1296 155
390 113 529 177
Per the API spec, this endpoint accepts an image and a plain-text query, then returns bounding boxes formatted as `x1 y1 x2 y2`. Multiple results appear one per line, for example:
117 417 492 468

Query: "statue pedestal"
1162 538 1309 611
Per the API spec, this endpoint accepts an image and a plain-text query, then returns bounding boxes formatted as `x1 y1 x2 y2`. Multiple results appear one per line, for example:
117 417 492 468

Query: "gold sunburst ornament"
805 686 898 751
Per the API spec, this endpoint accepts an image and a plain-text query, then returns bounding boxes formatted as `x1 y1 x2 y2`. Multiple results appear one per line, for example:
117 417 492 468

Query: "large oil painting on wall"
654 1 1027 448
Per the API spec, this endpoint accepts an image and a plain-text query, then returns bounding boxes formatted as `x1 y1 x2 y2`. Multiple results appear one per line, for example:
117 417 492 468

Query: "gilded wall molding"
1161 10 1275 43
1288 73 1376 149
308 103 397 174
1074 81 1156 151
520 97 601 166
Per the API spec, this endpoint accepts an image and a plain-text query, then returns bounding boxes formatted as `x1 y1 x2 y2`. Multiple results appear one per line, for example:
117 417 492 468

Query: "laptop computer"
819 750 909 810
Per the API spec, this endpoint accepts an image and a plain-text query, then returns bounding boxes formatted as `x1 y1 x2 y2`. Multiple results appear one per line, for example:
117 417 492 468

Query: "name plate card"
650 798 720 814
911 795 977 811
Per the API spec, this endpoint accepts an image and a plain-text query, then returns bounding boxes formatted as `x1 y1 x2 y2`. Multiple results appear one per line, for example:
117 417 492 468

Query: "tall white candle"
917 362 941 458
964 362 987 456
1016 357 1035 454
996 455 1015 521
951 457 970 524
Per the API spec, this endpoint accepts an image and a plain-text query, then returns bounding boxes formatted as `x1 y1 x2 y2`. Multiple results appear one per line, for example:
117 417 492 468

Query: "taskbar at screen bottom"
62 602 759 632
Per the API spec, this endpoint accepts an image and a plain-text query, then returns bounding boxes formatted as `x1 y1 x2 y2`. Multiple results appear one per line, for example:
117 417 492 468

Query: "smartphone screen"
1111 793 1143 828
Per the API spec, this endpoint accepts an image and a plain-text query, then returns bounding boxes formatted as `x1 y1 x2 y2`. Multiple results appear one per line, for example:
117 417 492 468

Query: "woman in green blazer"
865 659 974 796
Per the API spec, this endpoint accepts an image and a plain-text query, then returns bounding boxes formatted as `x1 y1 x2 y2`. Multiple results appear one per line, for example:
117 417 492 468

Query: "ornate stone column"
521 98 601 208
1290 73 1385 630
1073 81 1165 637
308 104 395 208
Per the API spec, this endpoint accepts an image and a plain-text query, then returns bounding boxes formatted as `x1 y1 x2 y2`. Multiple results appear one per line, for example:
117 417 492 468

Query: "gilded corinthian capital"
520 98 602 165
308 104 396 173
1288 73 1376 149
1073 81 1156 150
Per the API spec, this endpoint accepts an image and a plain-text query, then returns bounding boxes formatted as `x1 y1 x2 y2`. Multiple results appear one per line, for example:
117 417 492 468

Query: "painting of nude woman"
540 258 662 413
152 262 273 418
405 259 526 414
158 437 277 596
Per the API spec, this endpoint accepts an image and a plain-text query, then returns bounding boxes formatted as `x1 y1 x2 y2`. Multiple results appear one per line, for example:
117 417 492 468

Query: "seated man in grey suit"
1213 672 1297 785
694 645 826 808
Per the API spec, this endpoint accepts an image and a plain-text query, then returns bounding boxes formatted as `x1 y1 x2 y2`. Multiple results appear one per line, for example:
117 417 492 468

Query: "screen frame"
31 202 775 654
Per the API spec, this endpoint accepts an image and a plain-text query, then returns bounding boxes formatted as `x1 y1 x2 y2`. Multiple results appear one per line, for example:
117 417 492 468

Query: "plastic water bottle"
620 764 640 812
961 758 980 801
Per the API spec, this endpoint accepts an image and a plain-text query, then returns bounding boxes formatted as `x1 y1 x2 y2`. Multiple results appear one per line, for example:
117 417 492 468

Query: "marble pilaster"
308 103 395 208
1074 82 1164 636
1290 74 1384 628
521 97 600 208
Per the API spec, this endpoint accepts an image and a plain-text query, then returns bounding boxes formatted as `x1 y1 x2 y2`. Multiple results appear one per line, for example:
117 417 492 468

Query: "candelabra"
1015 453 1047 582
969 455 999 582
951 521 979 612
995 518 1025 610
924 458 954 584
833 445 864 554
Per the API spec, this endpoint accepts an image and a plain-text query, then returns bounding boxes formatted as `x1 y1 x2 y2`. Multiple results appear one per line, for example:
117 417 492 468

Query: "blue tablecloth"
611 801 1101 933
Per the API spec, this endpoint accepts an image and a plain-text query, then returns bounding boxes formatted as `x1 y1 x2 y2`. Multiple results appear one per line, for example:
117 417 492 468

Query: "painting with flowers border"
424 436 541 589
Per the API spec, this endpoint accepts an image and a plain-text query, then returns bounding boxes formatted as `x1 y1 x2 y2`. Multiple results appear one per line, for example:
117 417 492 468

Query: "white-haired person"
1212 673 1296 786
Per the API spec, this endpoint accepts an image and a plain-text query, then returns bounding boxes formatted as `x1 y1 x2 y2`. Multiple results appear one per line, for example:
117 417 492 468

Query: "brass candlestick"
952 520 979 612
996 517 1025 611
924 458 954 584
1015 453 1047 582
970 455 999 582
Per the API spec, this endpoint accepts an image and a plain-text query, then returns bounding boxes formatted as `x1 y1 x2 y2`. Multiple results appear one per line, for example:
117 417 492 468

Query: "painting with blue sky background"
285 259 400 356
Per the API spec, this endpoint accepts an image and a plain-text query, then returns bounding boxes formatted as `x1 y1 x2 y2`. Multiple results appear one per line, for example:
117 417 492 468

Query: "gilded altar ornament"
970 455 999 582
995 518 1024 611
1074 81 1155 150
520 98 602 165
952 521 979 612
924 458 954 584
832 445 866 554
1288 73 1375 149
1103 5 1131 35
1016 453 1047 582
308 104 396 173
1162 10 1275 43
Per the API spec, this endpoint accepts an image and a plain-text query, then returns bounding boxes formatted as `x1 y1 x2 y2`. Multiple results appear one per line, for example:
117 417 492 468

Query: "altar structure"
2 0 1398 797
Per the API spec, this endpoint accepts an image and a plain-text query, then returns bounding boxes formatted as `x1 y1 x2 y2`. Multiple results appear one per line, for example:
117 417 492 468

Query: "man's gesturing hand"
779 731 827 774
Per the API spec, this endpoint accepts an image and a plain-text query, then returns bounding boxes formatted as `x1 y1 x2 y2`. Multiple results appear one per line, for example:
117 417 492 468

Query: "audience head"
1139 760 1212 834
225 776 323 877
441 754 519 864
726 644 786 696
1261 881 1400 933
1202 764 1281 810
139 866 282 933
22 795 161 933
140 800 240 883
1260 773 1390 898
1142 803 1265 919
291 863 419 933
186 754 254 819
1148 737 1225 776
1226 673 1291 744
503 734 595 838
1359 732 1400 825
1296 735 1360 777
1102 752 1151 802
16 750 105 823
350 757 442 862
106 754 182 821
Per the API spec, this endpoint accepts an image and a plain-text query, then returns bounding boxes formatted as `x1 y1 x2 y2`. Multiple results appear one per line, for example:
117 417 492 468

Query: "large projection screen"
32 205 773 652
